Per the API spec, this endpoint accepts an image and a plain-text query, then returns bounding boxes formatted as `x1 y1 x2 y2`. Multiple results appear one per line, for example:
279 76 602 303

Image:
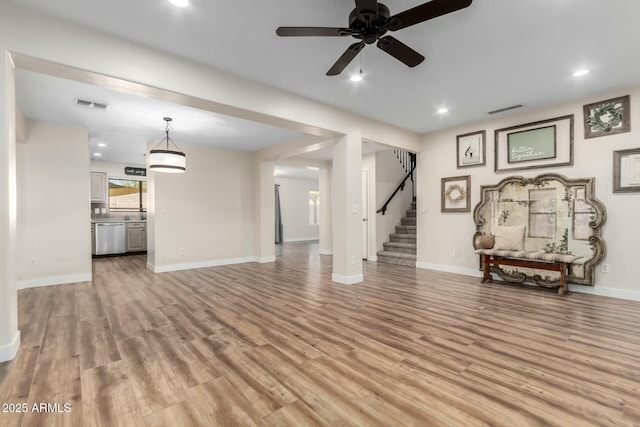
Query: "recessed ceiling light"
97 143 107 148
93 152 102 157
169 0 189 7
437 108 449 114
573 69 590 77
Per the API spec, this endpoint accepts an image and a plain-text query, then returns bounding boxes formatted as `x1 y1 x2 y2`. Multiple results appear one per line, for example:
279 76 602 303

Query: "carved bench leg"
481 255 492 283
558 263 567 295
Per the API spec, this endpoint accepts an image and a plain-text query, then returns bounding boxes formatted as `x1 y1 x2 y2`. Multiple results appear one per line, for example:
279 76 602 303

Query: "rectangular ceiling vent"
488 104 524 115
74 98 109 111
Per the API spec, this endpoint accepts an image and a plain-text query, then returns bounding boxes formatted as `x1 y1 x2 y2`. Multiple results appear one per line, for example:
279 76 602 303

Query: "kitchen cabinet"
126 222 146 252
90 172 107 203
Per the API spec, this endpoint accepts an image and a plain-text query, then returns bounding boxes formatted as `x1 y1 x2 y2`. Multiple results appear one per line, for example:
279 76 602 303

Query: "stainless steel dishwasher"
95 222 126 255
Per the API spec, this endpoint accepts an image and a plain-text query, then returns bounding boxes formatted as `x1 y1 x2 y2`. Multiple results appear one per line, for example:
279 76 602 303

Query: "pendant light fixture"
148 117 186 173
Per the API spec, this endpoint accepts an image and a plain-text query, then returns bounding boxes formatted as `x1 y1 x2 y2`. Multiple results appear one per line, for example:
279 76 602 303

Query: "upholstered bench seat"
474 249 580 264
474 249 582 295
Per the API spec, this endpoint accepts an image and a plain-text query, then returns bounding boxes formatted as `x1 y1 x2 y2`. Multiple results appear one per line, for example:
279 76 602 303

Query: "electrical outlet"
351 255 356 265
601 263 609 273
178 248 186 255
453 249 460 257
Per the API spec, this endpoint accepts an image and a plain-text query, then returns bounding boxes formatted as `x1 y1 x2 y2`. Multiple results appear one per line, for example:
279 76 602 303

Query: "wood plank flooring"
2 241 640 426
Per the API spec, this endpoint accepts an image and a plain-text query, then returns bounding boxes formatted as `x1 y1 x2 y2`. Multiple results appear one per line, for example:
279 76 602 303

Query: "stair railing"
377 150 416 215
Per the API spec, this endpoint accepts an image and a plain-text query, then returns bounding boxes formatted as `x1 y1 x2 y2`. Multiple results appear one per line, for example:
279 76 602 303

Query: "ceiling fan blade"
276 27 353 37
377 36 425 67
385 0 472 31
326 42 366 76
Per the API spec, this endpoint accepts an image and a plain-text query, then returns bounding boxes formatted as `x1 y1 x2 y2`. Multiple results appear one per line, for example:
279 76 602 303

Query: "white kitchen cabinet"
126 222 146 252
90 172 107 203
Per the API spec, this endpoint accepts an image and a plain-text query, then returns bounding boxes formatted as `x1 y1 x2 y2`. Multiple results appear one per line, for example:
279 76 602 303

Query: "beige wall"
275 176 319 242
16 120 91 288
417 86 640 300
148 143 255 272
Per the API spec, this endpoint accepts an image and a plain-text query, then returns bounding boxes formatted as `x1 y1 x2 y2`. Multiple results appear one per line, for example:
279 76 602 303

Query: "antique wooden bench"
474 249 580 295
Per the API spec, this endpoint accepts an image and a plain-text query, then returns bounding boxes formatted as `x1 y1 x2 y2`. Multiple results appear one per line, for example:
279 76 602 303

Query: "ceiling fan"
276 0 473 76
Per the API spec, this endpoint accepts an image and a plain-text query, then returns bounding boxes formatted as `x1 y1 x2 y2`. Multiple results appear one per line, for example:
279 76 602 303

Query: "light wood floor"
1 242 640 426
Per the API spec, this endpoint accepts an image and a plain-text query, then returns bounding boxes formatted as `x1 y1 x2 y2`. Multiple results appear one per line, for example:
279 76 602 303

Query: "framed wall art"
495 115 574 172
456 130 486 168
613 147 640 193
441 175 470 212
583 95 630 139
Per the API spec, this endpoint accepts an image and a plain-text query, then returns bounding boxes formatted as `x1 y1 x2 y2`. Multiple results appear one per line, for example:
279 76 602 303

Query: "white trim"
332 273 364 285
569 284 640 302
0 331 20 362
257 256 276 264
17 273 92 289
283 237 319 243
150 257 257 273
366 255 378 262
318 249 333 255
416 262 483 278
417 262 640 302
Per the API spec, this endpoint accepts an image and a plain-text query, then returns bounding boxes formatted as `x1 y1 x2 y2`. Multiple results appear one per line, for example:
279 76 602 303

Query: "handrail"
377 158 416 215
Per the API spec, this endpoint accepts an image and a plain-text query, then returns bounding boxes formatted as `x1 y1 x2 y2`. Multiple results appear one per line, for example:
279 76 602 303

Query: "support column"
331 133 363 284
254 158 275 263
318 167 332 255
0 51 20 362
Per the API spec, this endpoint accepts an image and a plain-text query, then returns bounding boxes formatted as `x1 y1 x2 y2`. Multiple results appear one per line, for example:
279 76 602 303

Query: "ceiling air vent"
488 104 524 115
74 98 109 111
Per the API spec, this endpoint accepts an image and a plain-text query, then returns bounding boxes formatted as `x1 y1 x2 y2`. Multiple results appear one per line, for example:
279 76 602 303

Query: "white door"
361 169 369 260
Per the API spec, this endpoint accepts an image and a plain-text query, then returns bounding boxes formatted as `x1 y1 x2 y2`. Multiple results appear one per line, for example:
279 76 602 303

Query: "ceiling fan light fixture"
169 0 189 7
350 69 364 82
573 69 590 77
437 108 449 114
148 117 186 174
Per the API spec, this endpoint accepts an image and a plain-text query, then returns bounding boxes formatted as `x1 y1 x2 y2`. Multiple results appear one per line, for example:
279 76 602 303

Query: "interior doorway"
362 169 369 260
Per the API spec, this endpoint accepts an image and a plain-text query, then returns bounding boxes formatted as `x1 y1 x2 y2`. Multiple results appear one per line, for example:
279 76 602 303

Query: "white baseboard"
569 284 640 301
0 331 20 362
150 257 257 273
332 273 364 285
366 255 378 262
318 249 333 255
17 273 92 290
257 256 276 264
417 262 640 302
284 238 319 243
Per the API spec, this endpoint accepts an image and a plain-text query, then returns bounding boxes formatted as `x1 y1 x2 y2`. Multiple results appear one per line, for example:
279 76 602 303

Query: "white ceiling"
15 70 303 165
11 0 640 158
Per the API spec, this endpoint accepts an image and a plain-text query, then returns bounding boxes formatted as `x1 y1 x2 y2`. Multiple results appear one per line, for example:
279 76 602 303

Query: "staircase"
376 200 417 267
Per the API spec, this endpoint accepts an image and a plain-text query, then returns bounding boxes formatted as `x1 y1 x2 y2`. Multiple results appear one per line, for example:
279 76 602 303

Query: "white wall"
0 52 19 361
417 86 640 300
275 176 319 242
90 160 147 181
16 120 91 288
147 143 255 272
375 150 414 253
